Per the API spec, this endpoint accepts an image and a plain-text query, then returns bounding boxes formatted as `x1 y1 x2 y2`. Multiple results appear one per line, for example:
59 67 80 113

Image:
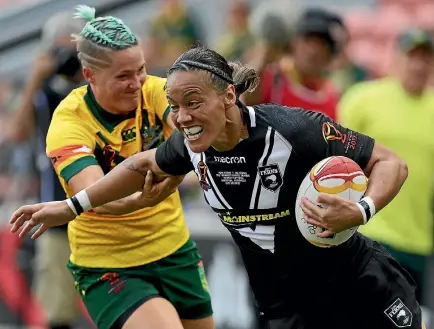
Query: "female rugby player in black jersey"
10 46 426 329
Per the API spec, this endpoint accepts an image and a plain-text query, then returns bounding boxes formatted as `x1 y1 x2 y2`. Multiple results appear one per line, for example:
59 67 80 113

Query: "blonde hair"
71 5 138 70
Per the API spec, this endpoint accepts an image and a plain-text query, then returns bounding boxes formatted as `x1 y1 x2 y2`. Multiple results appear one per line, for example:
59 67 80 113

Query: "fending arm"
85 148 168 208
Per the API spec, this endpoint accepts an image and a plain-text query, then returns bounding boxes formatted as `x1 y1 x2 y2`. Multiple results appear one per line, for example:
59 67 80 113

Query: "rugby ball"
295 156 368 248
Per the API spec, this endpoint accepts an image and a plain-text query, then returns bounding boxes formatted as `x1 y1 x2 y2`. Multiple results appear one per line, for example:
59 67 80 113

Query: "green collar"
84 85 136 132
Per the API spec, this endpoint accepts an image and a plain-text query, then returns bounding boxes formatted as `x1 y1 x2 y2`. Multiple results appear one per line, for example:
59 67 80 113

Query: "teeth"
183 126 203 141
184 126 203 135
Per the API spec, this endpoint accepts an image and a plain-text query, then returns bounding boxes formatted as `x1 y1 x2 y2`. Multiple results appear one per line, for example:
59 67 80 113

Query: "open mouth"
183 126 203 141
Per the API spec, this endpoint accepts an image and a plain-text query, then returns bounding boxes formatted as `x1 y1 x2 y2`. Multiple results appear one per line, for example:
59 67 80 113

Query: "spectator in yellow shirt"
338 28 434 306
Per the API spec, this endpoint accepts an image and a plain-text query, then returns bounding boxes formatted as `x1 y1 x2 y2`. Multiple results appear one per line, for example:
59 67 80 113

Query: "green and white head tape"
72 5 138 69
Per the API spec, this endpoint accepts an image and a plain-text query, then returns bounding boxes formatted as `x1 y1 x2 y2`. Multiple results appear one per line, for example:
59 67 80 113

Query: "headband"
177 60 234 84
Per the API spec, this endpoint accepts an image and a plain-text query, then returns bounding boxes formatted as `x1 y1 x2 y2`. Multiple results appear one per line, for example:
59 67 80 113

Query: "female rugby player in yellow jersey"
26 5 214 329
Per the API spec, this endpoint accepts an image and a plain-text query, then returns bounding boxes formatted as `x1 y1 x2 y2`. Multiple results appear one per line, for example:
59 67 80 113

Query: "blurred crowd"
0 0 434 328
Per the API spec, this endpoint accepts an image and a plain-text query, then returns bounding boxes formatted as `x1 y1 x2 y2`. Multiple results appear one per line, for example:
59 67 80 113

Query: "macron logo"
213 156 246 164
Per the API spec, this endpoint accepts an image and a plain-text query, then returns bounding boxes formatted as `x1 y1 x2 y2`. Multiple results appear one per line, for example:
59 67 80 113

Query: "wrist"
356 196 377 225
132 192 147 208
67 190 93 216
133 192 154 209
64 200 77 220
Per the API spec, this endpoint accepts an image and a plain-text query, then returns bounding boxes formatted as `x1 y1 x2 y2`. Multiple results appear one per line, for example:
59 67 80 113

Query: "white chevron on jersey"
249 126 272 209
184 139 232 210
256 130 292 209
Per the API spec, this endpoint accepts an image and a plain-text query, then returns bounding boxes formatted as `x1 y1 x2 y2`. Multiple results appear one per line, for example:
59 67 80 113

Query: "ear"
224 84 237 110
83 67 95 84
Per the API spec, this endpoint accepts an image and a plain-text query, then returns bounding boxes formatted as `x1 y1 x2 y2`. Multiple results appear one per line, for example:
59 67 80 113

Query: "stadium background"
0 0 433 328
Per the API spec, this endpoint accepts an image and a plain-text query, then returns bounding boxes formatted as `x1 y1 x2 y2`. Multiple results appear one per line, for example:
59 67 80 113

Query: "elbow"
387 153 408 188
398 158 408 186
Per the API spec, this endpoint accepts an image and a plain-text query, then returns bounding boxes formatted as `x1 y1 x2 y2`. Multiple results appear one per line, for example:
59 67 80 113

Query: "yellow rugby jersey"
46 75 189 268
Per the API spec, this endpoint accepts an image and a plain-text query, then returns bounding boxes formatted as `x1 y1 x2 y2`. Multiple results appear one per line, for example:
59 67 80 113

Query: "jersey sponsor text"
220 210 290 224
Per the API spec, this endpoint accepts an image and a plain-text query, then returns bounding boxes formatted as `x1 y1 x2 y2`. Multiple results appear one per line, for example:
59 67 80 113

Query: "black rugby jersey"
155 104 375 315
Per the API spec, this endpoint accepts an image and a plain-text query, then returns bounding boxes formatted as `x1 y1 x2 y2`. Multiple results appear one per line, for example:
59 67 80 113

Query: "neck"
293 62 323 89
399 76 425 97
91 85 125 115
212 105 247 152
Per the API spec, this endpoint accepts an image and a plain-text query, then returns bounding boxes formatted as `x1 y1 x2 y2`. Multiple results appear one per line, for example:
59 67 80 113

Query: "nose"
176 107 192 125
130 76 142 90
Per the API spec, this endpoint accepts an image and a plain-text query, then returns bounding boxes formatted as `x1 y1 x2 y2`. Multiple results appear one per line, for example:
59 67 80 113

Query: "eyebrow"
166 95 175 102
183 90 200 98
117 63 146 74
166 89 201 103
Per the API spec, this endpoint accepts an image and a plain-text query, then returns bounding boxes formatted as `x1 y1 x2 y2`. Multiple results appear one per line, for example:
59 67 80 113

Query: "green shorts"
68 239 213 329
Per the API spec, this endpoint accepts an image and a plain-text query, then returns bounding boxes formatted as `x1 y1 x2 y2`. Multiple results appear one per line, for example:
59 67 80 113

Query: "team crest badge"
258 163 283 192
384 298 412 328
197 160 210 191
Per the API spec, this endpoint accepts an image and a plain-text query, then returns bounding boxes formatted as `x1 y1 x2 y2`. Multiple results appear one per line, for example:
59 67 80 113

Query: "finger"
316 229 335 238
18 219 37 239
10 206 29 224
300 197 324 220
31 223 50 240
9 209 23 225
142 170 153 191
316 193 337 205
304 215 324 228
10 204 42 224
10 213 32 233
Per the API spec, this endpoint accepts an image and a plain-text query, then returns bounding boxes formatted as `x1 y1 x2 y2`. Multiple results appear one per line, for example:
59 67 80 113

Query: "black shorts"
260 242 422 329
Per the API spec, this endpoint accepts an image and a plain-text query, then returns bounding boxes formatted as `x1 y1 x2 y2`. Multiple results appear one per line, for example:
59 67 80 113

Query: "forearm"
365 158 408 213
85 150 160 208
85 153 149 207
93 192 144 215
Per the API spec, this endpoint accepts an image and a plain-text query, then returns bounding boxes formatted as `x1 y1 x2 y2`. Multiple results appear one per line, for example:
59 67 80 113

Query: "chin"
122 99 139 112
184 134 211 153
187 140 209 154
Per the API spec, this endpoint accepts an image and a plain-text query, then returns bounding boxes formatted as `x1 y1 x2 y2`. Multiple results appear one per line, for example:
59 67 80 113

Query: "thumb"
316 229 335 238
142 170 153 192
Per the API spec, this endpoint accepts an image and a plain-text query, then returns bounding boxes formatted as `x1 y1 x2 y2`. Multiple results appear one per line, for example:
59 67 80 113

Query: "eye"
169 105 179 112
137 67 146 75
188 101 200 108
117 74 128 79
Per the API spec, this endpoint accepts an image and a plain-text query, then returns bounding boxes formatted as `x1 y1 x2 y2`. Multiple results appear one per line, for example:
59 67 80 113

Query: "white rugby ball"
295 156 368 248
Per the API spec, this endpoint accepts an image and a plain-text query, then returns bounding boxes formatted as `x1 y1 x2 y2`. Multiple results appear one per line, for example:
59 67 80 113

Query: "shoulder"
48 86 92 137
323 79 340 97
343 78 394 100
253 103 319 124
52 85 90 122
339 79 392 115
252 104 324 138
142 75 167 95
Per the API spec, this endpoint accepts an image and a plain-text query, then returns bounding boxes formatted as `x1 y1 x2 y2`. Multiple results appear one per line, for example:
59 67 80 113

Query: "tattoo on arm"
122 156 148 177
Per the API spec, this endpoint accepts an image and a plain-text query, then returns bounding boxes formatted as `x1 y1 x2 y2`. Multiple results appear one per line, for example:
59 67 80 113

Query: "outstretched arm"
85 149 173 208
9 130 193 239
